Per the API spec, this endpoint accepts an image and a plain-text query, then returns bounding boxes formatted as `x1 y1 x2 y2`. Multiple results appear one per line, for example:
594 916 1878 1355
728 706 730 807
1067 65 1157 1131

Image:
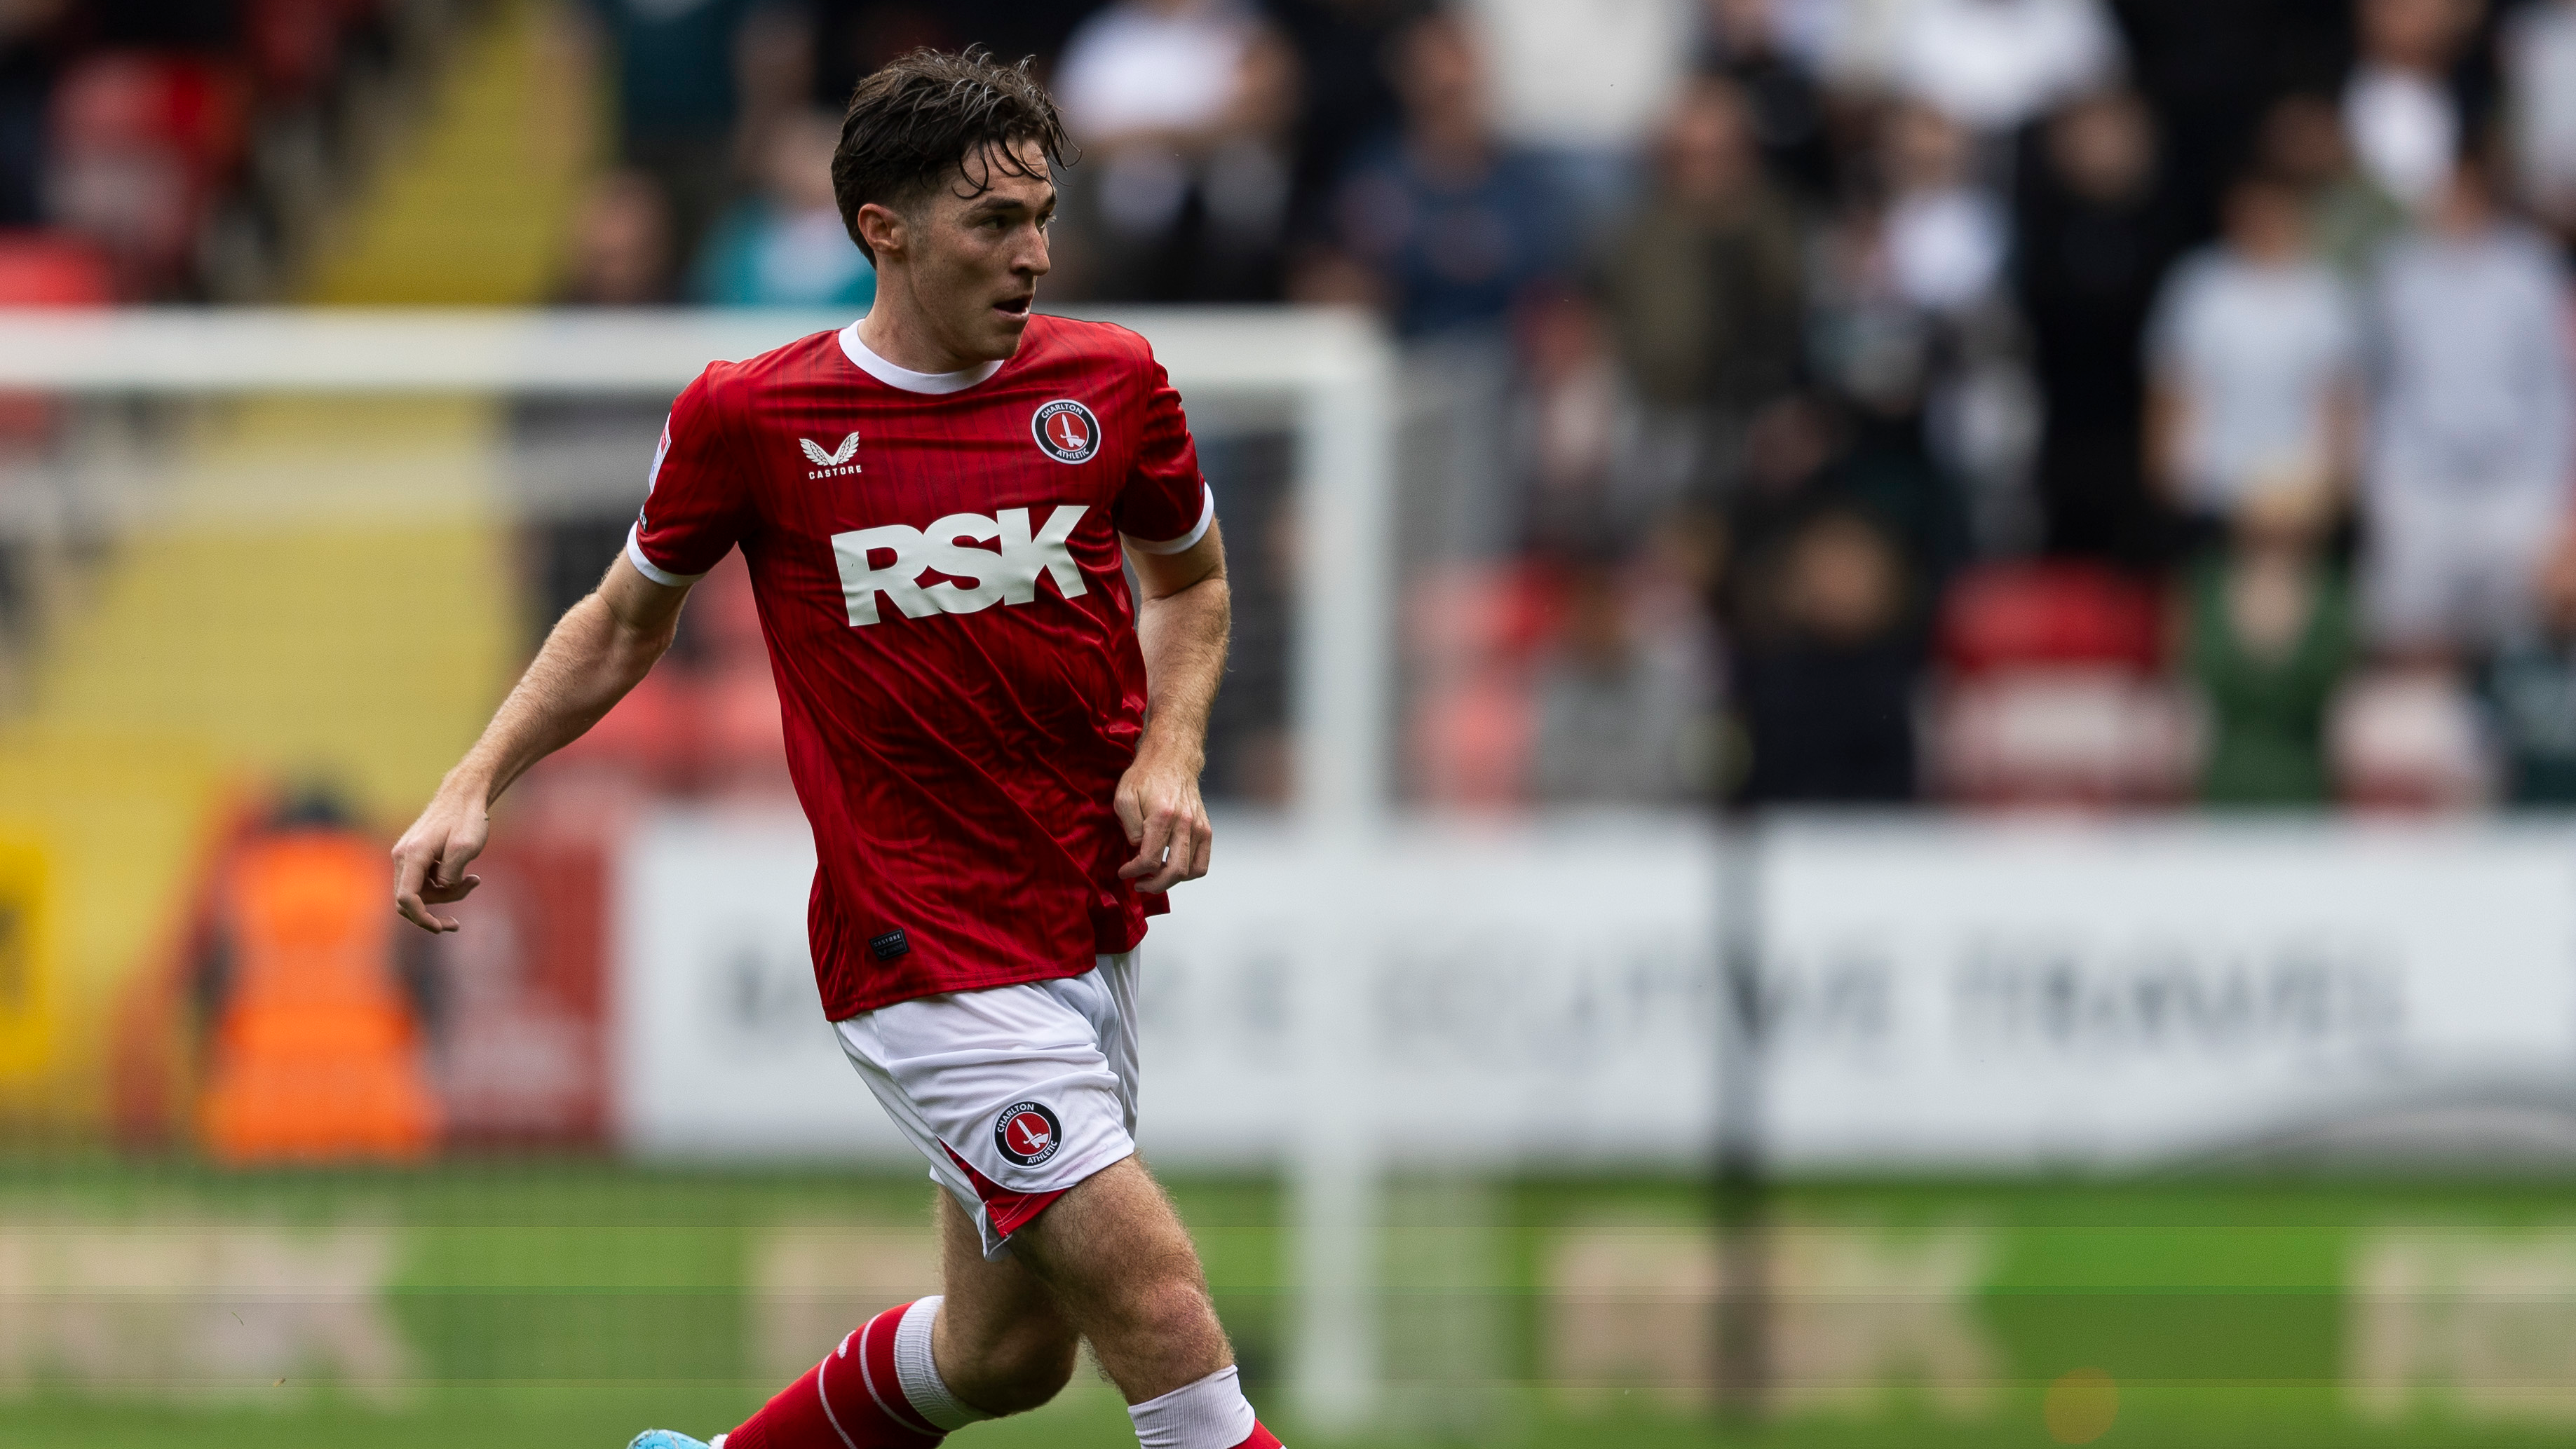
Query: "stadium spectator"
1812 100 2026 555
1886 0 2122 137
1307 8 1568 337
690 109 874 308
1597 76 1805 496
557 169 678 306
726 3 820 192
2480 530 2576 803
1697 0 1836 200
2016 87 2181 562
1721 394 1844 602
1462 0 1700 224
2108 0 2350 250
1877 102 2006 315
2142 172 2363 533
801 4 1086 110
1527 562 1714 802
66 0 238 48
1808 186 1937 431
1051 0 1300 301
1269 0 1423 246
2361 156 2576 656
1511 289 1636 555
1730 507 1919 804
2258 90 2408 280
0 0 57 228
578 0 759 259
2180 480 2357 807
2344 0 2479 210
2502 0 2576 240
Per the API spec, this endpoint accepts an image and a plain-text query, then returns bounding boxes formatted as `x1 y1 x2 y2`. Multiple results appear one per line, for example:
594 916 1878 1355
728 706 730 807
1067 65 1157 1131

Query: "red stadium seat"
47 54 249 294
1401 563 1562 808
1929 668 2198 808
2331 669 2495 812
1410 662 1534 809
1925 563 2188 807
1937 562 2163 675
0 231 115 304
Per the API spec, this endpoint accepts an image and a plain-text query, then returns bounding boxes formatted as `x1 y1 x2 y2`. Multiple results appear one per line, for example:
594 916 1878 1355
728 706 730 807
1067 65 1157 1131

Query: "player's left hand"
1115 740 1212 893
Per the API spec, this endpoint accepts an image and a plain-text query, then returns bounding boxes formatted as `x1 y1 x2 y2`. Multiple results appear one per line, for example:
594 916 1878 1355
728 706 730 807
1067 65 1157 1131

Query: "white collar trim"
838 320 1003 395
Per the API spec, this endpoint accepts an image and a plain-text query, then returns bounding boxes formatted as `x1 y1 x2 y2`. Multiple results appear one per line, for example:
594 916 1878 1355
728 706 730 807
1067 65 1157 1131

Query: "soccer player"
390 49 1280 1449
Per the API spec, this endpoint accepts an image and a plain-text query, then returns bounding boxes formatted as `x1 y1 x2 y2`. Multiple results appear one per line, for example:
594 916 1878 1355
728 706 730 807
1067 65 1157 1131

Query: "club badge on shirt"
1031 400 1101 464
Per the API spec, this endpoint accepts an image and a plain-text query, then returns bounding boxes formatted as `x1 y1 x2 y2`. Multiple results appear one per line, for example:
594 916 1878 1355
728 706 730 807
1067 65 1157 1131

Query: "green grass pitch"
1 1159 2572 1448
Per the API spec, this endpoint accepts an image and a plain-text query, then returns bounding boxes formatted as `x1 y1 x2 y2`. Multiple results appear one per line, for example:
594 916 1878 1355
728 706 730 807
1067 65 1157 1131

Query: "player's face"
911 139 1055 363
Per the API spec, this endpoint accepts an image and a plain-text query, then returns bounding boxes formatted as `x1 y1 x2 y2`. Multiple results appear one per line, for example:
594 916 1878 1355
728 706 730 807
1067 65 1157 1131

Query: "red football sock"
1233 1424 1284 1448
724 1302 944 1449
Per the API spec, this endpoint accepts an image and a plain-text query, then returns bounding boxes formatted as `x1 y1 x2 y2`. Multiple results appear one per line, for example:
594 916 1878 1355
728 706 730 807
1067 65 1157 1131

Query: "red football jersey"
628 315 1214 1017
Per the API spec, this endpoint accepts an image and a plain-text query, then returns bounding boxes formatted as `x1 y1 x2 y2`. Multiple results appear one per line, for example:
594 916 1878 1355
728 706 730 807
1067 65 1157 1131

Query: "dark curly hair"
831 47 1075 264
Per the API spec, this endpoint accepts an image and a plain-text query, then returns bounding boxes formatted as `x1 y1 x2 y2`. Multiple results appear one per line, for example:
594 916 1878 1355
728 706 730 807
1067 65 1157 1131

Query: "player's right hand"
391 785 490 933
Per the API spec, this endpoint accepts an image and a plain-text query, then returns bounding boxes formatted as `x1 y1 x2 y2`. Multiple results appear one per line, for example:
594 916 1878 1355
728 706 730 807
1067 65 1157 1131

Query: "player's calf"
722 1297 989 1449
1011 1158 1285 1448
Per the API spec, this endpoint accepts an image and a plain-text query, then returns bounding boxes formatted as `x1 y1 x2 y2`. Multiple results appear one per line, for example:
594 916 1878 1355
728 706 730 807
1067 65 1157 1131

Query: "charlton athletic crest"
1031 399 1101 463
994 1100 1064 1166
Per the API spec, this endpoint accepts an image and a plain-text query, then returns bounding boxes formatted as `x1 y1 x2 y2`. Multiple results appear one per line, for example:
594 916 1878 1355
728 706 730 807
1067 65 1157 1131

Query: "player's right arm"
397 366 747 933
391 554 691 932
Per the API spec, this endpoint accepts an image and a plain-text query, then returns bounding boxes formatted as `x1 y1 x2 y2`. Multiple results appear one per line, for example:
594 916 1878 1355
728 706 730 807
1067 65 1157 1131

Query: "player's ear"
854 201 906 264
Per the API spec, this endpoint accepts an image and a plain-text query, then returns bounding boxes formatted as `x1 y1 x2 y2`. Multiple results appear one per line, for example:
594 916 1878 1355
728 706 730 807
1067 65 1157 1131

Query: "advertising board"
614 810 2576 1169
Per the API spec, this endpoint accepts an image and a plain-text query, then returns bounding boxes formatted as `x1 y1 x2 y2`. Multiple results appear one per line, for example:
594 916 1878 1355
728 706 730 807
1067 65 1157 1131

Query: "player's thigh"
936 1189 1078 1361
1012 1154 1207 1304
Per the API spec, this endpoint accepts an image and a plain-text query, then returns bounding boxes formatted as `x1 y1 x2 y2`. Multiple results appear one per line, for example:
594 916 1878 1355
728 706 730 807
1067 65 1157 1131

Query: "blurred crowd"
17 1 2576 813
0 0 424 301
567 0 2576 814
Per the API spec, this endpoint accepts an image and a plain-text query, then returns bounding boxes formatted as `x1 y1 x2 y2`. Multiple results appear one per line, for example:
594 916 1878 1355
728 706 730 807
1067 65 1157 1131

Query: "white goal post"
0 303 1398 1427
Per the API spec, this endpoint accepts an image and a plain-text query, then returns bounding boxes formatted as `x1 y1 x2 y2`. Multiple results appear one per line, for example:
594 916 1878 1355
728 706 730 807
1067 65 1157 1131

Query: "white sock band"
893 1295 992 1433
1127 1363 1257 1449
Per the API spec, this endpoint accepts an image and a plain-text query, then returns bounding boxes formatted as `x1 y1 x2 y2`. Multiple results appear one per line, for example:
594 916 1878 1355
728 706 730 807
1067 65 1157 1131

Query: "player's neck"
856 285 995 377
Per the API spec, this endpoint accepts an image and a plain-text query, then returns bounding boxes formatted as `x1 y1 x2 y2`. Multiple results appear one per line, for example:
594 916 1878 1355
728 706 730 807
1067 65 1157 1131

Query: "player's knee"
1107 1270 1221 1347
955 1319 1078 1417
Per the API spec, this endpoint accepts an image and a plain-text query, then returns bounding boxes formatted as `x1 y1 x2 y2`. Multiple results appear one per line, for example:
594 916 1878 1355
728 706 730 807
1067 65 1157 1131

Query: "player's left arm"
1118 522 1230 892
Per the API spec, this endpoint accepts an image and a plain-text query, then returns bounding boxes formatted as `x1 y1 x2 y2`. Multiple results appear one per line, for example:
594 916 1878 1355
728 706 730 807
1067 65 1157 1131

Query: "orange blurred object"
198 830 440 1163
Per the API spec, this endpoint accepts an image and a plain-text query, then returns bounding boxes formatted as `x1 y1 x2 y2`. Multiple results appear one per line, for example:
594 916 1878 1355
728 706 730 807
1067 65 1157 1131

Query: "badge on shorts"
1031 400 1101 463
994 1101 1064 1167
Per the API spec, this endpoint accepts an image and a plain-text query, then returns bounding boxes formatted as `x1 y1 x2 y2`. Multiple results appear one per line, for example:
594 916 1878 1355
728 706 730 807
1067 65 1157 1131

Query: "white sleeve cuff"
1121 484 1216 556
624 522 703 586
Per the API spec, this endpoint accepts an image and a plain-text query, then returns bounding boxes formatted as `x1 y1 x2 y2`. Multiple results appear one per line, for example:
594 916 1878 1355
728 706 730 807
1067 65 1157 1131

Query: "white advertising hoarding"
614 808 2576 1169
611 810 1723 1164
614 810 914 1158
1762 819 2576 1167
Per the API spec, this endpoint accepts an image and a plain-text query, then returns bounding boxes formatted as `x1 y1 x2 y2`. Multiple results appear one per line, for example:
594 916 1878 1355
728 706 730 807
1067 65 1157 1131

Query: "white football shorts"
832 951 1140 1258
